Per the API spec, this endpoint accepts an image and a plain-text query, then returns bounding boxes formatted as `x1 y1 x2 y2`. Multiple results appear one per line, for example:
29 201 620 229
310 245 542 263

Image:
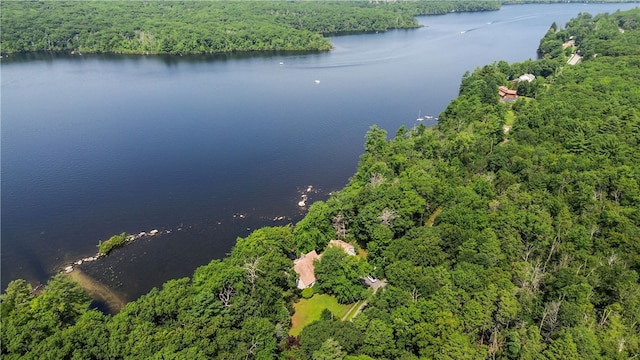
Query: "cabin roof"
328 240 356 256
498 86 517 96
517 73 536 82
293 250 320 289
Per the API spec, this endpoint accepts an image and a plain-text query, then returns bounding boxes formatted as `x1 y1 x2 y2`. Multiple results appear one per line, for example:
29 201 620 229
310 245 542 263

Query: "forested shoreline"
0 1 499 55
2 6 640 360
4 1 635 56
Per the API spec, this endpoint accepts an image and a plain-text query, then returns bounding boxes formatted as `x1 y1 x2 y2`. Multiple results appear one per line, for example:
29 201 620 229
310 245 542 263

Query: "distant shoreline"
0 1 500 55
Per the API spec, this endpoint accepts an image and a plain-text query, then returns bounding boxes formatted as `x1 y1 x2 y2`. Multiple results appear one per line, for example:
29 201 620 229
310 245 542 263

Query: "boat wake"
460 26 480 34
459 13 541 35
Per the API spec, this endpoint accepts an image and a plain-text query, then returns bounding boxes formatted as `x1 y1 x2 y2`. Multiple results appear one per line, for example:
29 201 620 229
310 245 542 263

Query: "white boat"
417 110 424 121
314 80 320 84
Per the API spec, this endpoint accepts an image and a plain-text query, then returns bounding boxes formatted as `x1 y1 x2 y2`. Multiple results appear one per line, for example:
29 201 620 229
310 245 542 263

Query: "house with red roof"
498 86 518 102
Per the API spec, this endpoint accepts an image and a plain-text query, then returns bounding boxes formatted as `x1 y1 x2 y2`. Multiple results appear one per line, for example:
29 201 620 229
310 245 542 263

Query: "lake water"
2 3 638 300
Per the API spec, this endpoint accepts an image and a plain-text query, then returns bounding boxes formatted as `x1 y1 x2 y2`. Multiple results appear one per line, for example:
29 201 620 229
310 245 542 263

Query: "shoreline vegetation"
97 232 129 256
1 1 637 57
59 229 166 276
3 1 636 57
2 5 640 360
0 1 500 55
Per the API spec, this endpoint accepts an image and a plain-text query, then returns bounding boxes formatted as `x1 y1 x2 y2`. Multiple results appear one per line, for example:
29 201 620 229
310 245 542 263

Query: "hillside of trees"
2 8 640 360
504 0 639 4
0 1 499 55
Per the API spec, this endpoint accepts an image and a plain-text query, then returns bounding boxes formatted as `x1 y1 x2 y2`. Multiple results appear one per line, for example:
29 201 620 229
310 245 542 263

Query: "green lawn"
505 110 516 126
289 294 353 336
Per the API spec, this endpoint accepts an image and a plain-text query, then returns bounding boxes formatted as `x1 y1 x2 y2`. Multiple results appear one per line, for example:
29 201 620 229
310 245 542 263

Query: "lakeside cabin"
293 240 357 289
515 73 536 83
294 250 320 289
328 239 356 256
498 86 518 102
562 39 575 50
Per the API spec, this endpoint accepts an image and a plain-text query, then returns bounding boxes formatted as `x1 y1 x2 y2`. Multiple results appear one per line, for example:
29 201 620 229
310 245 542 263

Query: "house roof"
498 86 517 96
562 39 575 49
328 240 356 256
517 74 536 82
294 250 320 288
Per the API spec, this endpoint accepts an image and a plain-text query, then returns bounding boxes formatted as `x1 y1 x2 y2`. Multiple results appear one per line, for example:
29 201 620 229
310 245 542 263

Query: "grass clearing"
505 110 516 126
426 206 443 227
289 293 352 336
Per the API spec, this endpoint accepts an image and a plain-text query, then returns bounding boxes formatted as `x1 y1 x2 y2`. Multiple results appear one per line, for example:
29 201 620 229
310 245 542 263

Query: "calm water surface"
2 3 638 299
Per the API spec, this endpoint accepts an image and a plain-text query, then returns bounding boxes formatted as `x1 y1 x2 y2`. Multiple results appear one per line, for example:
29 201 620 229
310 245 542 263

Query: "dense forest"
0 1 499 55
503 0 639 4
2 6 640 360
4 0 634 55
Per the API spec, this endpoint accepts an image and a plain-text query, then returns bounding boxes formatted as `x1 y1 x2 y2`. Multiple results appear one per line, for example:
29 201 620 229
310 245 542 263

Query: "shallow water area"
79 212 301 302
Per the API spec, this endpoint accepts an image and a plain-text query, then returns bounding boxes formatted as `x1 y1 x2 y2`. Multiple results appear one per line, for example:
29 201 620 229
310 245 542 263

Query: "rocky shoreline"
60 228 169 275
55 184 320 311
52 183 319 278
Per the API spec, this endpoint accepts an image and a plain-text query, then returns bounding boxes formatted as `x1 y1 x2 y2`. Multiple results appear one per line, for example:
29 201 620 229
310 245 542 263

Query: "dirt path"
426 207 443 227
345 301 369 321
341 279 388 321
341 301 362 321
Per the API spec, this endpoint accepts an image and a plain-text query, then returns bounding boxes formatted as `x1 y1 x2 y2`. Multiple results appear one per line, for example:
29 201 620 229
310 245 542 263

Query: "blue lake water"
2 3 638 299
